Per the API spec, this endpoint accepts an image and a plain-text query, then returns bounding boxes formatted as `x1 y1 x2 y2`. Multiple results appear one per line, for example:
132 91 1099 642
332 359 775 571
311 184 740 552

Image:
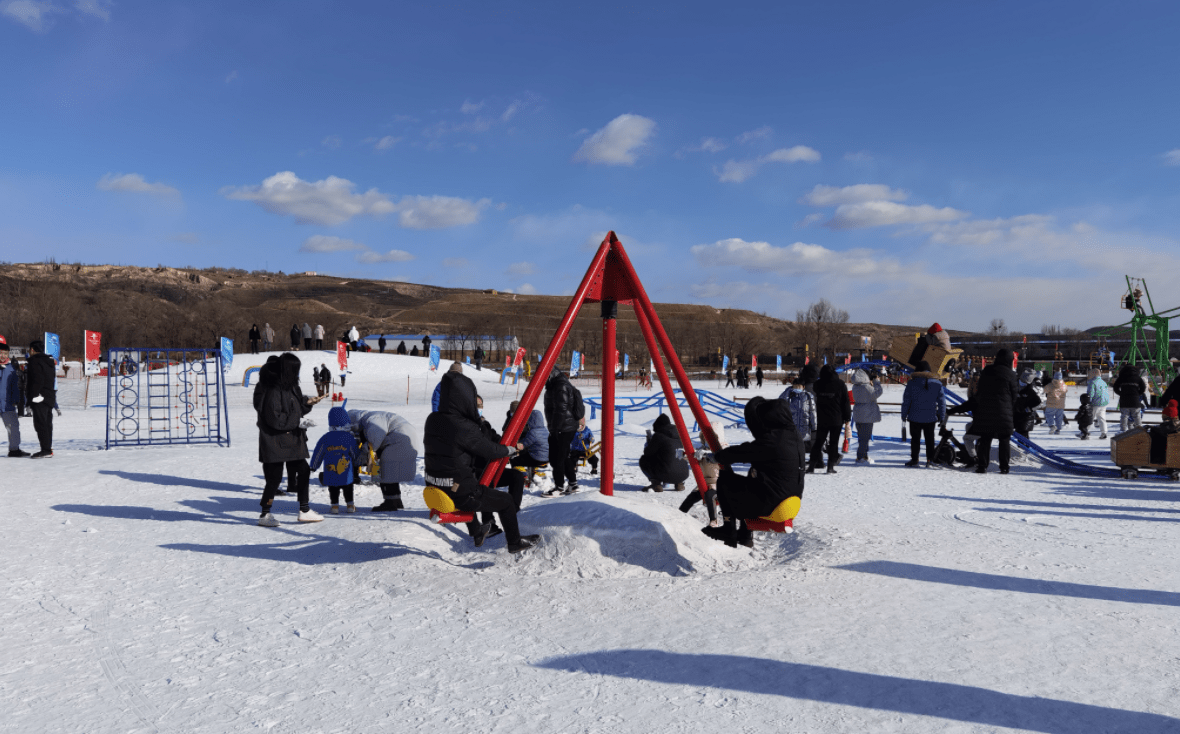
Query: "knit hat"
928 323 942 334
0 334 6 349
1165 400 1179 420
448 362 463 374
328 406 350 427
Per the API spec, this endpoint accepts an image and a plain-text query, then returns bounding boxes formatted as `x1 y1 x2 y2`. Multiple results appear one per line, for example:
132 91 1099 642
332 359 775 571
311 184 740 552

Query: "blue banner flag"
44 332 61 361
428 344 441 371
571 351 581 376
776 355 782 372
220 337 233 373
623 353 629 371
722 355 730 371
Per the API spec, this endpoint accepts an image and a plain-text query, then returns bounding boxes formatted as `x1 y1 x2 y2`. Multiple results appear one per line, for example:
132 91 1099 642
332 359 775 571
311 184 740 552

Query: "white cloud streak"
2 0 57 30
299 235 366 253
74 0 108 20
715 146 821 183
572 114 657 166
97 173 180 198
735 126 773 144
505 261 536 276
1164 149 1180 166
800 184 908 206
827 201 969 229
356 249 415 264
691 237 898 277
394 195 490 229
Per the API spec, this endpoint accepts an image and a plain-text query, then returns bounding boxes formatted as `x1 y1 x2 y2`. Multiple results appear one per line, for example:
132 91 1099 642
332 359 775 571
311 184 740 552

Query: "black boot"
471 521 491 547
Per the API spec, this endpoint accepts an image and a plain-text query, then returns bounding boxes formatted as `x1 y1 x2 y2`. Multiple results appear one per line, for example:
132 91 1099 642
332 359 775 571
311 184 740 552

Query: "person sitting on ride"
704 396 805 549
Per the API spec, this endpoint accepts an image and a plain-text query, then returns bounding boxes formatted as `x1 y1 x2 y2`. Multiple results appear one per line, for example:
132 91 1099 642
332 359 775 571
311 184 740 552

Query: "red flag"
513 347 526 368
337 341 348 373
751 355 758 369
84 330 102 375
505 355 511 368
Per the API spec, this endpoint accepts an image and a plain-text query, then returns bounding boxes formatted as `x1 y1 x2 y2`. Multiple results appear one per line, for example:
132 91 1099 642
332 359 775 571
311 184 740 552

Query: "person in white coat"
850 369 884 463
262 323 275 352
348 409 421 511
348 326 360 351
313 324 325 350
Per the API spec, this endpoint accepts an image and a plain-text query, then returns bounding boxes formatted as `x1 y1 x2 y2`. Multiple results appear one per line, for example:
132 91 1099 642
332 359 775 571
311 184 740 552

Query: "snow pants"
1091 405 1108 437
328 483 354 505
30 396 53 453
484 470 526 527
909 421 936 463
1120 408 1143 432
855 422 875 460
450 482 521 546
548 430 576 489
2 411 20 452
975 434 1011 472
1044 408 1065 431
809 425 842 469
262 460 310 512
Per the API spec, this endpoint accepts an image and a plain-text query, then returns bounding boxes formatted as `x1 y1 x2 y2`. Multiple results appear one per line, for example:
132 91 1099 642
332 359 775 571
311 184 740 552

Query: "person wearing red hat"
1148 399 1179 465
927 323 952 352
0 336 29 457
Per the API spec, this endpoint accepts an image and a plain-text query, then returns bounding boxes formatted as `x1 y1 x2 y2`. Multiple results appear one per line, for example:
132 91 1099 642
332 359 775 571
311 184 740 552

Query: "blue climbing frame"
105 348 231 449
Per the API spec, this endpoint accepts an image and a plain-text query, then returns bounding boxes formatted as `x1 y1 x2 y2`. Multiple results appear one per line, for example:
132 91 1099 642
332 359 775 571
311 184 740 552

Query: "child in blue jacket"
310 405 361 514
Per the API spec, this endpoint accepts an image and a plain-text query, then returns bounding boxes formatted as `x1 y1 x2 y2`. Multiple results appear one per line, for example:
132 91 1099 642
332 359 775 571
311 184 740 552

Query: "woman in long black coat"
949 348 1018 473
256 352 320 525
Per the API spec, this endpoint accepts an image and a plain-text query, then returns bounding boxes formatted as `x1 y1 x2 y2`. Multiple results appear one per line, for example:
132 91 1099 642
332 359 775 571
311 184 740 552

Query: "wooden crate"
888 334 963 378
1110 427 1180 469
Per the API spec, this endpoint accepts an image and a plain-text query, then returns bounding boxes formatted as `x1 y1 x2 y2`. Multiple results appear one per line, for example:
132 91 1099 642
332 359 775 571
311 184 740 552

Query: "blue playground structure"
106 348 231 449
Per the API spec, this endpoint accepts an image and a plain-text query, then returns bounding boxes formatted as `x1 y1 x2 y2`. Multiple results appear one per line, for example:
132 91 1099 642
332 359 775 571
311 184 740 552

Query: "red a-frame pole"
479 232 720 503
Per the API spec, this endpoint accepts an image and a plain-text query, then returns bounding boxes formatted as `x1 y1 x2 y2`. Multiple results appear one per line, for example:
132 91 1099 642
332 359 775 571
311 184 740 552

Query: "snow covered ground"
4 351 1179 733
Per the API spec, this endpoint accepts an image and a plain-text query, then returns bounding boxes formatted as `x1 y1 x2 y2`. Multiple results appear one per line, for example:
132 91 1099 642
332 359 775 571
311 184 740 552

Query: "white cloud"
736 126 773 144
299 235 366 253
1164 149 1180 166
715 146 820 183
225 70 238 84
392 195 490 229
691 137 727 153
827 201 969 229
921 214 1055 248
690 238 898 277
374 135 400 151
460 100 484 114
74 0 108 20
800 184 909 206
321 135 342 150
442 257 467 268
795 213 825 228
221 172 396 226
356 249 415 264
506 261 536 276
97 173 180 198
515 283 538 295
501 100 522 122
2 0 58 31
572 114 656 166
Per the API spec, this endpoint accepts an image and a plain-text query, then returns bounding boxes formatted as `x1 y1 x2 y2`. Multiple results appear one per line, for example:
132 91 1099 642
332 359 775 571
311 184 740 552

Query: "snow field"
3 354 1179 732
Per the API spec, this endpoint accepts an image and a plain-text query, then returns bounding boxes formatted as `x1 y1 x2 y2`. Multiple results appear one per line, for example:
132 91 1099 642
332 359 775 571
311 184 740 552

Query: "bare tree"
793 299 849 360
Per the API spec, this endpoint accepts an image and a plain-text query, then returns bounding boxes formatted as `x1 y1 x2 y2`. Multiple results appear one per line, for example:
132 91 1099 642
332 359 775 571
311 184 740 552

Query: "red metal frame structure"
479 232 723 498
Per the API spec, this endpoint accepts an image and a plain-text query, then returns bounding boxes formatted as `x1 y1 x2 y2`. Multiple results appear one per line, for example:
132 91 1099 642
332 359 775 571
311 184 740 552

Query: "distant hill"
0 262 950 366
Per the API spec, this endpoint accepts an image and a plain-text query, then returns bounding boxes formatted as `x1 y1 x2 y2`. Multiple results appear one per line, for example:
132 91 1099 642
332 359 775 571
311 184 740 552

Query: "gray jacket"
348 410 421 483
850 370 884 424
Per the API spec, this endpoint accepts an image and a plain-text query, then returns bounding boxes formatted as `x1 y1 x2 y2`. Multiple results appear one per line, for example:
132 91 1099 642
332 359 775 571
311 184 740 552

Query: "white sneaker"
258 513 280 527
346 504 356 513
330 505 340 514
298 509 324 523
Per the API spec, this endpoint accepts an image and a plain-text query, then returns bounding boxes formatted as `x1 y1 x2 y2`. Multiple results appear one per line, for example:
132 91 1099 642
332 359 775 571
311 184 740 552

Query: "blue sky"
3 0 1180 332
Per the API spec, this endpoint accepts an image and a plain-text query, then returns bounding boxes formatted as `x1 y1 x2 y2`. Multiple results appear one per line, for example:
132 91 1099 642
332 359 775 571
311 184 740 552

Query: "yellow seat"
762 496 800 522
423 486 456 513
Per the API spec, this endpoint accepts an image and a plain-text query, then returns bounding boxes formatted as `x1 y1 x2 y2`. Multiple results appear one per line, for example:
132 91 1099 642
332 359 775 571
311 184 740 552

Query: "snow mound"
506 493 763 578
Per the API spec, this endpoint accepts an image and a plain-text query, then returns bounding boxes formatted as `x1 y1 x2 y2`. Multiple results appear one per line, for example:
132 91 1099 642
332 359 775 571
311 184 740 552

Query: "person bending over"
639 413 690 492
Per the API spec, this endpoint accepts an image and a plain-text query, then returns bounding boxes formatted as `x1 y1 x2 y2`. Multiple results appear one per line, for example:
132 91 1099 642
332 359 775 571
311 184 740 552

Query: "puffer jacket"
423 372 511 506
951 349 1018 436
715 397 805 515
813 365 851 428
1112 365 1147 409
638 413 690 485
256 353 312 463
1044 379 1067 410
1014 383 1043 433
543 368 583 434
1087 371 1111 407
777 386 815 441
519 410 550 463
349 409 421 483
850 369 883 424
901 371 946 424
0 362 21 413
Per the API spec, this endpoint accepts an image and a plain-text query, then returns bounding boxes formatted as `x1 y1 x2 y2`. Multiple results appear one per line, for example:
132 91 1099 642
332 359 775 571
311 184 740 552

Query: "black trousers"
568 450 598 476
548 430 576 488
329 483 355 505
261 460 310 511
315 339 323 350
716 468 772 520
451 483 521 546
975 434 1011 471
809 425 842 468
31 395 54 453
250 340 259 354
483 469 526 526
909 421 936 462
303 338 312 350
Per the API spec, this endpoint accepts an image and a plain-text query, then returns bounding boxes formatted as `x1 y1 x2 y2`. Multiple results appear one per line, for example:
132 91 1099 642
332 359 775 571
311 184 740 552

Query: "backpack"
571 385 585 421
787 390 810 435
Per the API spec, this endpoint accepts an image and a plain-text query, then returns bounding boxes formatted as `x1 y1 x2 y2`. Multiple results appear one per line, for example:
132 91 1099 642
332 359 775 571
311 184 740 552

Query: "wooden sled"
1110 427 1180 480
888 334 963 379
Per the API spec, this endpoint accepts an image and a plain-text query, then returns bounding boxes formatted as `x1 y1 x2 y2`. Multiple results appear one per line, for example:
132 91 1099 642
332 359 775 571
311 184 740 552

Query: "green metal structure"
1094 276 1179 395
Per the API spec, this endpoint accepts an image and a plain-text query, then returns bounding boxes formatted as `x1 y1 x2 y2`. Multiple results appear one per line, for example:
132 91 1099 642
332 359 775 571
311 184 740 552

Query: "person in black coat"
544 368 584 492
410 345 419 357
423 372 539 553
397 341 407 355
289 324 300 351
808 364 851 473
378 335 387 353
638 413 690 491
248 324 261 354
255 353 322 525
471 394 527 534
1112 364 1148 430
473 346 485 371
799 362 819 393
705 396 805 548
755 365 764 388
25 340 56 457
1013 374 1042 438
948 348 1018 473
